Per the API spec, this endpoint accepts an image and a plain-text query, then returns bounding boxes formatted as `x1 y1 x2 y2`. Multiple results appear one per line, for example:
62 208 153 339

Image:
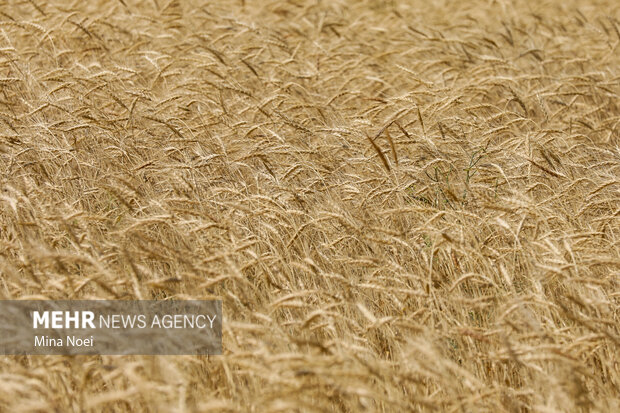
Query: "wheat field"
0 0 619 411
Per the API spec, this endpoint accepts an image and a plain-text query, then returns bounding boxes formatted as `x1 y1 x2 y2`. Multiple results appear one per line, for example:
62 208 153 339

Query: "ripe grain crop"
0 0 619 411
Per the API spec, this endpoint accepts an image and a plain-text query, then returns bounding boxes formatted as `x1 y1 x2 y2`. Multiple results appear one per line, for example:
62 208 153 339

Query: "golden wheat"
0 0 619 411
